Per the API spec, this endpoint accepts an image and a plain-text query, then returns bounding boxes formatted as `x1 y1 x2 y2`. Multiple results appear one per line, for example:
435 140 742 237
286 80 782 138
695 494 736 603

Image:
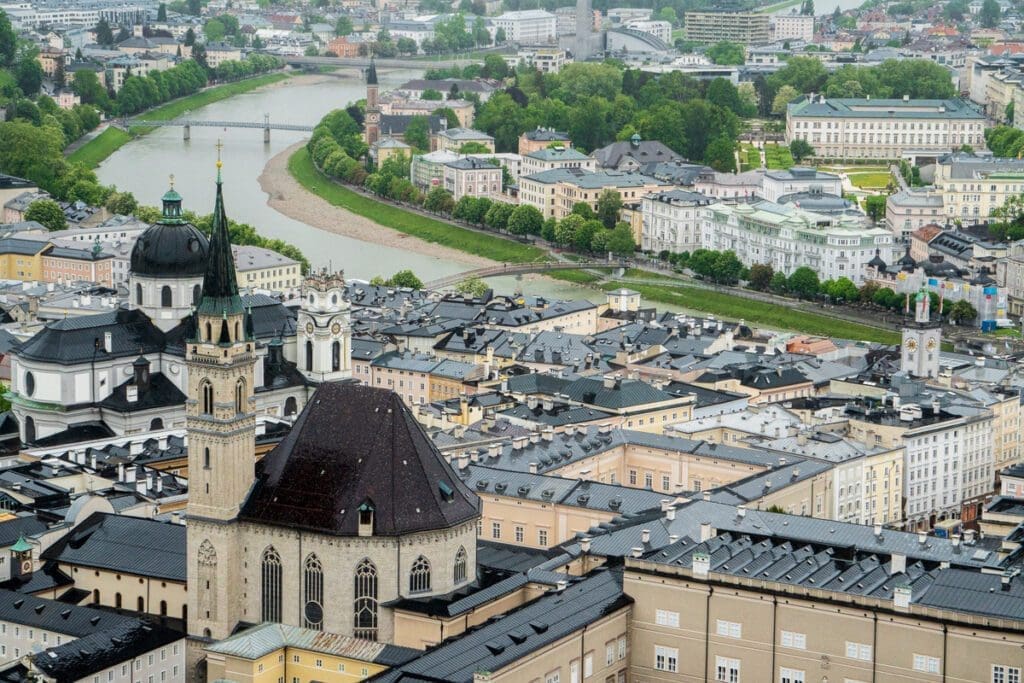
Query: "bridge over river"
124 114 315 142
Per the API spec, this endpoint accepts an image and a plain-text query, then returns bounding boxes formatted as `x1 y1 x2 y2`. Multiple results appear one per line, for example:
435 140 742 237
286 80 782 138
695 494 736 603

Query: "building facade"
683 11 770 44
640 189 714 254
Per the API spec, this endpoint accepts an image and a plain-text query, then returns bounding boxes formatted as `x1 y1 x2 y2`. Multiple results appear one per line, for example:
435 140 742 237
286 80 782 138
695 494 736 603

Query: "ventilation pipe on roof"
529 462 538 474
641 529 651 544
580 536 591 554
874 523 883 540
951 534 961 553
890 553 906 576
631 547 643 558
700 522 715 542
917 531 927 546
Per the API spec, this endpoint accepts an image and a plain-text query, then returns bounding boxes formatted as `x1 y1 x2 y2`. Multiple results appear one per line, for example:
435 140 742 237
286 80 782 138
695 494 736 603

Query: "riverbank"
260 143 498 268
68 70 294 170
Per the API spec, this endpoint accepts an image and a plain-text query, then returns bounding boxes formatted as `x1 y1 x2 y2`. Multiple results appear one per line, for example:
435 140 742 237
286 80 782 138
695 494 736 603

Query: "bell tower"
298 269 352 383
365 56 380 147
186 148 256 652
901 289 941 379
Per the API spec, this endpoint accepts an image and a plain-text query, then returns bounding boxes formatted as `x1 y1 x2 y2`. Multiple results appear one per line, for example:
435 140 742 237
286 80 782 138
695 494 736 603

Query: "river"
96 67 602 302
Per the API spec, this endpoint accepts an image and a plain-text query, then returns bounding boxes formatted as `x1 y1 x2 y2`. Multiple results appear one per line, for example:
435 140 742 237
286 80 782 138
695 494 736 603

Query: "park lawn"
67 127 133 168
764 144 795 170
549 269 604 285
601 281 900 344
67 72 291 169
289 147 549 264
848 172 893 189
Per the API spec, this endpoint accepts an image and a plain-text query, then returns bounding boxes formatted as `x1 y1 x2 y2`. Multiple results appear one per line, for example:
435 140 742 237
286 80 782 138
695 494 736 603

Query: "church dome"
130 186 210 278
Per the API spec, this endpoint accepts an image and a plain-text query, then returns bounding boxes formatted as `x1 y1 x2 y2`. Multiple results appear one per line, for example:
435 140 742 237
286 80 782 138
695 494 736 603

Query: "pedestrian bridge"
125 115 315 142
423 258 629 290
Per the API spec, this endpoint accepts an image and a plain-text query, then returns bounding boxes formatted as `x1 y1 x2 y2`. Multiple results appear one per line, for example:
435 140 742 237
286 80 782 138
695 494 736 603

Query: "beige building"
442 157 503 201
231 244 302 292
931 155 1024 223
519 169 674 220
518 128 572 155
683 10 769 44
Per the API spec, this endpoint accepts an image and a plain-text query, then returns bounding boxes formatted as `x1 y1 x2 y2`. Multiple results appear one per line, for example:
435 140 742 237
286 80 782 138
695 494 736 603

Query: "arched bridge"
124 115 315 142
424 259 630 290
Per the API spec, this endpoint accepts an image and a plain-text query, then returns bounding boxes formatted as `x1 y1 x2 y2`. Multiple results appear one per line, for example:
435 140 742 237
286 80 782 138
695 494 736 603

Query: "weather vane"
168 173 175 189
215 139 224 169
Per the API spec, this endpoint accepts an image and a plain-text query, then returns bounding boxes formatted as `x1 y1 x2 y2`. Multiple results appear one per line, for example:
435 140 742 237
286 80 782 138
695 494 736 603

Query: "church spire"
367 55 377 85
198 143 243 317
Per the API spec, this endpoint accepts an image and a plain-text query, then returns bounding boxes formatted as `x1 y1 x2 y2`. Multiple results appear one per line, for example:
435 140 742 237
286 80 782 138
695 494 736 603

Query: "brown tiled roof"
240 384 479 536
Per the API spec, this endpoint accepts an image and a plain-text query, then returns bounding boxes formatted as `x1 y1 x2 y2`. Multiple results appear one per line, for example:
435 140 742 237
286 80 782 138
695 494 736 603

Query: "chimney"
692 551 710 578
170 512 181 525
890 553 906 575
737 505 746 519
135 478 146 495
641 529 651 544
874 523 883 540
103 331 112 353
1001 569 1017 591
917 531 927 546
700 522 715 542
155 476 163 494
126 466 136 483
117 464 125 482
146 471 154 491
603 374 615 389
488 444 501 458
951 534 961 553
126 385 138 403
529 462 538 474
666 507 675 521
580 536 591 553
702 491 711 502
631 547 643 558
660 499 673 512
542 426 554 442
90 454 97 471
893 583 911 610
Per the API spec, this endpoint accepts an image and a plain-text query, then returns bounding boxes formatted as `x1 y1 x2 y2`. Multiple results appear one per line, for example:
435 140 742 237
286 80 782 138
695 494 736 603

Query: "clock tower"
901 289 941 379
298 269 352 383
365 57 380 147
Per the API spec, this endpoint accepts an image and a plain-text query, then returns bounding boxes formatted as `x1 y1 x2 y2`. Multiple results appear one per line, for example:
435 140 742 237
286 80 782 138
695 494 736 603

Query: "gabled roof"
240 384 479 537
14 308 164 364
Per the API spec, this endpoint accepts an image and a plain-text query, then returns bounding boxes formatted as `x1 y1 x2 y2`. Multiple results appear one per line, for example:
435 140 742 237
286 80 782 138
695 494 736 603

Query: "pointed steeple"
366 55 378 85
198 145 243 317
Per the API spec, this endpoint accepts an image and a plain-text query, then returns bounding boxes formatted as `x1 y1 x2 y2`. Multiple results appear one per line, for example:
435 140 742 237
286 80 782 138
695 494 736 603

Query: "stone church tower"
901 289 941 379
185 157 257 654
365 57 380 146
297 270 352 383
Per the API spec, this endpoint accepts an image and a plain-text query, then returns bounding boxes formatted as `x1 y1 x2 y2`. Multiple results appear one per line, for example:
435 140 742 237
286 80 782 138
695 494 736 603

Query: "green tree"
656 7 678 24
706 78 746 116
455 277 489 298
421 88 443 100
0 9 16 66
769 271 788 294
423 187 454 214
204 18 226 42
507 204 543 235
772 85 799 115
186 0 201 15
604 223 635 256
574 219 602 252
482 53 509 79
484 202 513 231
748 263 774 291
948 299 977 325
335 16 353 35
768 56 828 95
704 135 736 172
396 37 417 55
707 41 745 65
184 27 196 46
15 57 44 96
0 121 66 192
95 19 114 46
554 213 584 246
403 115 431 152
157 3 167 20
105 190 138 215
712 251 744 284
386 270 423 289
571 202 596 220
25 199 66 231
458 141 490 154
789 139 815 162
979 0 1000 27
864 194 887 221
787 266 821 299
596 189 623 229
825 276 859 302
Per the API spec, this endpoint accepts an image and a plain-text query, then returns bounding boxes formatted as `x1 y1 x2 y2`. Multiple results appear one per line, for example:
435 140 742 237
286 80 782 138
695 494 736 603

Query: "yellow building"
232 244 302 292
204 623 415 683
0 237 48 281
518 169 675 220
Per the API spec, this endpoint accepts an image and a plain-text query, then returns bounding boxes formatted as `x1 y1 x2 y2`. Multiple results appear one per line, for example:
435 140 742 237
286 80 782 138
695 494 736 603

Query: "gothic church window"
261 546 282 623
454 547 467 584
235 379 246 414
161 286 172 308
136 284 143 305
201 381 213 415
353 559 378 640
303 554 324 630
409 556 431 594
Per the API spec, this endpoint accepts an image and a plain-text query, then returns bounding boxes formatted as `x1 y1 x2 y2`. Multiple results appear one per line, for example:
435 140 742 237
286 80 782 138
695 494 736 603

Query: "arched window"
305 341 313 372
303 554 324 630
218 320 230 344
192 285 201 305
409 556 431 594
331 293 338 305
200 381 213 415
454 546 468 585
203 447 210 469
332 341 341 372
161 286 172 308
160 600 167 616
205 322 212 342
115 592 122 608
136 283 143 305
93 589 100 604
353 559 378 640
261 546 282 623
234 321 241 340
150 418 163 430
23 416 34 445
235 379 246 414
284 397 297 416
198 540 217 621
137 596 144 611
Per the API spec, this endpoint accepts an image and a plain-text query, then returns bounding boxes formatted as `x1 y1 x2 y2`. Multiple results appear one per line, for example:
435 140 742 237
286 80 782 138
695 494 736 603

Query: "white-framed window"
993 665 1022 683
515 526 524 543
617 636 626 660
716 619 742 638
606 642 615 666
780 668 804 683
913 654 941 674
492 521 501 539
780 630 806 649
569 659 580 683
716 656 740 682
545 671 560 683
846 642 872 661
538 529 548 546
584 652 593 678
654 645 678 673
655 609 680 627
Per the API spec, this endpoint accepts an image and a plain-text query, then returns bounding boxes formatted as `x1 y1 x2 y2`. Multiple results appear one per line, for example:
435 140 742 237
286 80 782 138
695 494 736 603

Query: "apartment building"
442 157 503 201
760 167 843 202
519 168 674 220
231 245 301 292
518 128 572 155
491 9 557 45
640 189 715 254
701 200 894 284
520 147 595 176
786 95 986 161
40 243 114 287
434 127 495 153
885 189 944 242
683 10 770 45
931 154 1024 222
770 12 815 42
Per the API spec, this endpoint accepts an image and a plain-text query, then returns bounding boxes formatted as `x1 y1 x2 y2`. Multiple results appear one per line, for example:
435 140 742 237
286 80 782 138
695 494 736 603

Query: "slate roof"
592 139 683 168
97 372 186 412
0 515 47 547
0 588 135 636
207 622 418 663
41 512 186 582
14 309 165 364
241 384 480 537
370 569 631 683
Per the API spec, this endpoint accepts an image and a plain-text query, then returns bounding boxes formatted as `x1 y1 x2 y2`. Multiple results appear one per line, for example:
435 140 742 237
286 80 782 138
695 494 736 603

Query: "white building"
641 189 714 254
770 13 814 42
492 9 557 45
701 200 894 284
760 167 843 202
443 158 503 201
623 19 673 43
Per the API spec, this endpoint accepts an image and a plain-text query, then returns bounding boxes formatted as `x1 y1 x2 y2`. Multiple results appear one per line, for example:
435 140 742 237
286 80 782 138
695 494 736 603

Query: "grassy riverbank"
288 147 549 263
68 72 291 169
602 281 901 344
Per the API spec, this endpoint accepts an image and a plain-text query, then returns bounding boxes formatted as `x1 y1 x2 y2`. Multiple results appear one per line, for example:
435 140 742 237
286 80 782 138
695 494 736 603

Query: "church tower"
185 152 256 651
298 270 352 383
365 57 380 147
901 289 941 379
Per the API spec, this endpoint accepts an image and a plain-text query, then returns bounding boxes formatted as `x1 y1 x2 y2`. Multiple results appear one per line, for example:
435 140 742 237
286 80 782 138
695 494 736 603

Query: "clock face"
305 322 314 335
926 338 937 351
331 322 341 335
905 338 918 352
366 112 379 123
